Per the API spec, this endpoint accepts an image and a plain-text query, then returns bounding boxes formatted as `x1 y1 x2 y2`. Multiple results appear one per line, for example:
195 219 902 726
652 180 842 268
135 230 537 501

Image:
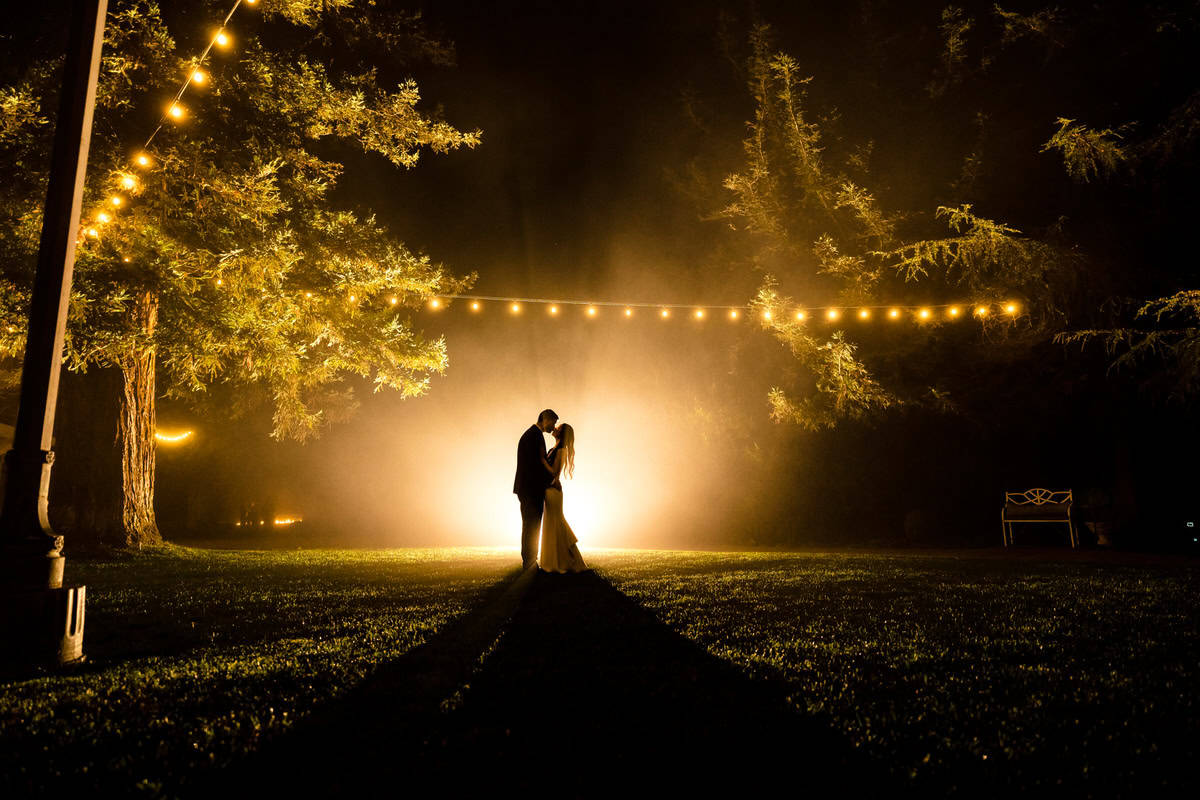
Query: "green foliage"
927 6 974 98
716 26 1055 431
874 204 1069 292
1041 117 1130 182
0 0 480 439
1055 290 1200 402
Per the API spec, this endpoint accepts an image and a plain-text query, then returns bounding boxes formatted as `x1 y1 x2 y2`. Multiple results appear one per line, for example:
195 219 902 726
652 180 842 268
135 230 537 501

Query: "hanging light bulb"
120 175 137 191
471 301 480 311
429 298 441 310
795 310 806 322
729 310 739 320
858 309 870 320
827 308 840 321
511 303 520 313
214 30 230 47
109 196 123 207
762 310 772 321
1005 302 1018 314
888 308 901 319
549 305 559 315
586 306 597 317
694 309 704 319
624 308 633 317
975 305 988 317
216 278 223 286
304 291 313 298
97 212 111 224
190 69 207 85
661 308 670 319
135 153 151 168
948 306 961 318
918 308 931 320
168 103 185 120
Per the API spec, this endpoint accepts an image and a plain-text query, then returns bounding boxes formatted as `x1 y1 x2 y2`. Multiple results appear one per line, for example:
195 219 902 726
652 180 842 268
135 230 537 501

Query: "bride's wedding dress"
539 449 587 573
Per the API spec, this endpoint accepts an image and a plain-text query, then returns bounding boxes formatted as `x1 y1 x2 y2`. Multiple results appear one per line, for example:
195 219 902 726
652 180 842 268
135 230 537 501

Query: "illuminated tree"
0 0 479 546
713 3 1199 430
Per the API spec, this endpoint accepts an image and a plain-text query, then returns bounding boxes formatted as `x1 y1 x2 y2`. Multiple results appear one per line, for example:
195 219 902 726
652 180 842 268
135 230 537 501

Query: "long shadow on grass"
210 569 888 796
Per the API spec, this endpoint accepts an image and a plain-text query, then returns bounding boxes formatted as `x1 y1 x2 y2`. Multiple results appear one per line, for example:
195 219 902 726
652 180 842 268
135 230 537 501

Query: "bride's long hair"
557 424 575 479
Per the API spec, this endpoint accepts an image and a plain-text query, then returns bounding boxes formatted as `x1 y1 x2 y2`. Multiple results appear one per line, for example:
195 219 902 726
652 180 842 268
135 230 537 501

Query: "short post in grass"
0 0 107 669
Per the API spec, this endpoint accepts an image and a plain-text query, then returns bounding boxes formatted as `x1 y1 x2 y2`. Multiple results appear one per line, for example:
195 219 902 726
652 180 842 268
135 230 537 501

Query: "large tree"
710 3 1200 430
0 0 478 546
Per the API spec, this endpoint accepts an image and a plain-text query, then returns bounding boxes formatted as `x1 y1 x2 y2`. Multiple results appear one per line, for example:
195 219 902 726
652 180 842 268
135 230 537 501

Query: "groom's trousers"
518 493 544 567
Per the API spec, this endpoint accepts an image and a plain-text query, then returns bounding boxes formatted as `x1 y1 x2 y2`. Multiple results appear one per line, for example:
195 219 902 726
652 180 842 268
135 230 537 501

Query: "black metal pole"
0 0 107 669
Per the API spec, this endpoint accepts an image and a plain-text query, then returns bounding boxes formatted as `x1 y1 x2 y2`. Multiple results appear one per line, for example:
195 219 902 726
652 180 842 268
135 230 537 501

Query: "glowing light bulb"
730 310 739 320
1005 303 1018 314
694 309 704 319
429 298 441 309
549 305 559 315
625 308 633 317
168 103 185 120
86 228 98 238
827 308 840 321
587 306 597 317
190 70 207 85
110 196 123 207
215 30 230 47
97 212 111 223
918 308 931 319
389 296 398 305
763 310 772 321
216 278 223 286
975 305 988 317
470 301 480 311
511 303 520 313
888 308 900 319
120 176 136 191
122 256 130 263
135 153 151 167
305 292 313 298
349 294 357 302
661 309 670 318
948 306 961 318
858 309 870 320
795 311 806 322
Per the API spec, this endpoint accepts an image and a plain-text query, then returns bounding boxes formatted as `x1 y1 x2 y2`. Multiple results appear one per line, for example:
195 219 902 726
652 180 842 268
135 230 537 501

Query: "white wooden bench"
1002 488 1076 548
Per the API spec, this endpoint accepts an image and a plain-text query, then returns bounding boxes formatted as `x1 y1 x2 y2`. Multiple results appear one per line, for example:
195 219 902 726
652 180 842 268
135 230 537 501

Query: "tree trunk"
117 291 161 547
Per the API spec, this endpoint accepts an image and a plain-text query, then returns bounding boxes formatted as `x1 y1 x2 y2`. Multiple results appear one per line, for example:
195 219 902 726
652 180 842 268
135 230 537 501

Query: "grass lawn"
1 546 1197 795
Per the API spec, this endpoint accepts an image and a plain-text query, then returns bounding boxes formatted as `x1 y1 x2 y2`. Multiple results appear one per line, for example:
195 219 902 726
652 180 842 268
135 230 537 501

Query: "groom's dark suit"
514 424 551 567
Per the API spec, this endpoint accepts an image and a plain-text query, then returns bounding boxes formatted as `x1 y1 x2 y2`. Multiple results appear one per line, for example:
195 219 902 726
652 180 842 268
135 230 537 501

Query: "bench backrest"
1005 488 1072 507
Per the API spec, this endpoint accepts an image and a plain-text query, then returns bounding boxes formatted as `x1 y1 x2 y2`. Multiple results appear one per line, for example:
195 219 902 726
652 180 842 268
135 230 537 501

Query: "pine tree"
0 0 479 546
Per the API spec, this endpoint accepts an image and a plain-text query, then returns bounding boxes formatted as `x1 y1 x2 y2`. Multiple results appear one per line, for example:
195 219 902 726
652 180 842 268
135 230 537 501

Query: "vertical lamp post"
0 0 107 670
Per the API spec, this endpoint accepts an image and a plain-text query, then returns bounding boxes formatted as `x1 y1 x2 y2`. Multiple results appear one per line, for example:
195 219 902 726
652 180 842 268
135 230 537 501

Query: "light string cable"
80 0 258 239
143 0 254 151
434 295 1021 320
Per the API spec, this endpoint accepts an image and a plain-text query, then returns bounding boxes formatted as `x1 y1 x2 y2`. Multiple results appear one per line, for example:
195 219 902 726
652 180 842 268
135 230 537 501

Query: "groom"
514 409 558 569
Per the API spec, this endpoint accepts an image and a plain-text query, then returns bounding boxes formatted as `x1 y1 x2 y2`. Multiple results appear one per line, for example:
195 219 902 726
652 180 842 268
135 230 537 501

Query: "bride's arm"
541 450 559 475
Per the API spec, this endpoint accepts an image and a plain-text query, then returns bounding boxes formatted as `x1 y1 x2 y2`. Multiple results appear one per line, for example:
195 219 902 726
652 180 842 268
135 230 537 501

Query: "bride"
539 423 588 573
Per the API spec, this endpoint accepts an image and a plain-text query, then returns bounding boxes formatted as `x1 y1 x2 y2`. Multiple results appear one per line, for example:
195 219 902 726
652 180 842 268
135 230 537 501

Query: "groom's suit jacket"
513 424 551 498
